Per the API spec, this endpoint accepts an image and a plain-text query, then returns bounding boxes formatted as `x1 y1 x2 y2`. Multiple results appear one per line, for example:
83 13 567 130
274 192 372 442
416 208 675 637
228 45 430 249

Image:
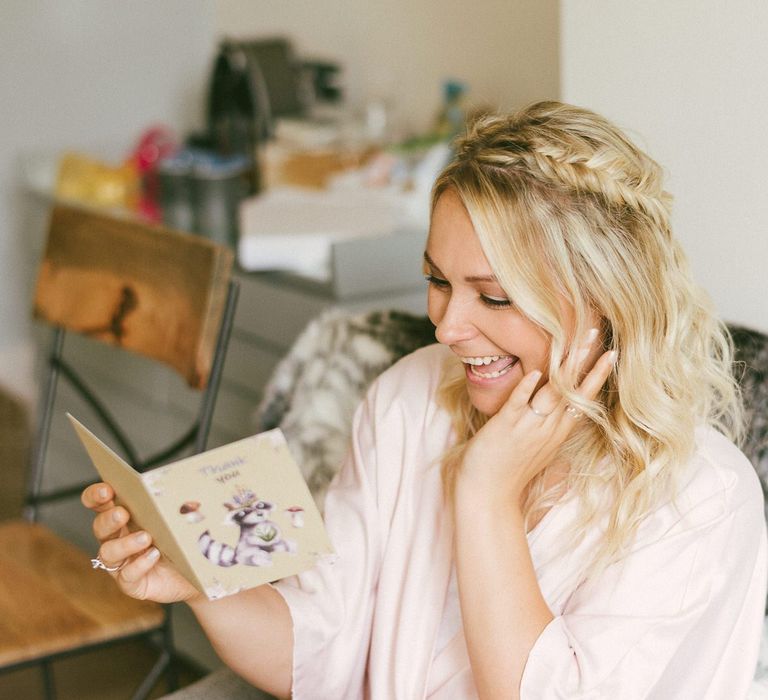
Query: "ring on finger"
91 553 125 573
528 404 552 418
565 404 583 419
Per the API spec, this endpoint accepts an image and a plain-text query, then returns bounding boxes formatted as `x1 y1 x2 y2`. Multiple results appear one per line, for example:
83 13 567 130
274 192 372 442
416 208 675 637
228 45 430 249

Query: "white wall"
561 1 768 333
215 0 560 134
0 1 216 400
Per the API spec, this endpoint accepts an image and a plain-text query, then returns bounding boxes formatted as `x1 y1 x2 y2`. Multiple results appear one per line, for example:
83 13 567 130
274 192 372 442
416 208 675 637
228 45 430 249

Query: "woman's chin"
464 362 523 416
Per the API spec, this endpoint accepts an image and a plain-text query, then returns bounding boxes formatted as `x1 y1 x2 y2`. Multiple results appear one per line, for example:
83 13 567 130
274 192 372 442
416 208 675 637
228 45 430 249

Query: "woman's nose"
432 295 477 346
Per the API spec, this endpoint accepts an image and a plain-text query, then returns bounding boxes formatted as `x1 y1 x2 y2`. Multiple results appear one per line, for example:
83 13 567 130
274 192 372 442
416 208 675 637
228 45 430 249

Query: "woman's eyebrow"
423 251 498 283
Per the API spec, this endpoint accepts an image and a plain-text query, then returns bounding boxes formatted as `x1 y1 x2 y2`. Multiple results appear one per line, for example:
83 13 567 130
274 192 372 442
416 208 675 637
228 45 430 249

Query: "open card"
69 414 334 600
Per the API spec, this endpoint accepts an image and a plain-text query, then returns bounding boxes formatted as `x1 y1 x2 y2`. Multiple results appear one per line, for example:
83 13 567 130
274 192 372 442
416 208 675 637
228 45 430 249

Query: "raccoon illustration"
198 497 295 568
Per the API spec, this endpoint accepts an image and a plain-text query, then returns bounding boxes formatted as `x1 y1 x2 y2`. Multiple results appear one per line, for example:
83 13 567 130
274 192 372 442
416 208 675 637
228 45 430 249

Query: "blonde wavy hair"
434 101 743 574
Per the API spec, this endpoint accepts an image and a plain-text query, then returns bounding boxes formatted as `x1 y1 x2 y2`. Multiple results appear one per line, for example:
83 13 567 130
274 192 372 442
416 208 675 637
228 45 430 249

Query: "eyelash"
423 274 512 310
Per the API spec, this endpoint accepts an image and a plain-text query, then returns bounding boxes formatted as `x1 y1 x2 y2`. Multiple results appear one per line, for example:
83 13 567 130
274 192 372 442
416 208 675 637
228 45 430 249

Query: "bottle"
433 80 468 139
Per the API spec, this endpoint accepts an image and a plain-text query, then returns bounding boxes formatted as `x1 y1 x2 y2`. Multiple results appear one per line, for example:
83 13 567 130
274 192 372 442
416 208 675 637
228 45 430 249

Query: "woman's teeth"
462 355 517 378
462 355 503 366
470 363 514 379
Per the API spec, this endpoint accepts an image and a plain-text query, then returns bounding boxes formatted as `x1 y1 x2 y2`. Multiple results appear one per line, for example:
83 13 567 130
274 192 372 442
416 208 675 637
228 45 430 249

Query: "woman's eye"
424 274 450 290
480 294 512 309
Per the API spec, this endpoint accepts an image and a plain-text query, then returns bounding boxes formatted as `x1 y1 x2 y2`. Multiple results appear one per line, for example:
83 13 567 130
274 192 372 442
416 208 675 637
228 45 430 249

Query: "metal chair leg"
163 608 179 692
24 327 65 523
165 654 180 694
129 648 170 700
129 615 177 700
40 659 57 700
195 279 239 454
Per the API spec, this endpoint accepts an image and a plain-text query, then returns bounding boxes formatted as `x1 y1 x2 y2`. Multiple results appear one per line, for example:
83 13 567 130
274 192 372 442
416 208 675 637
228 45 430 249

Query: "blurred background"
1 0 767 406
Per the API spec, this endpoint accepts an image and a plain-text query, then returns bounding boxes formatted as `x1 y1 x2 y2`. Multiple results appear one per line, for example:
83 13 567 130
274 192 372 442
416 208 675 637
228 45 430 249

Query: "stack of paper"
237 186 412 281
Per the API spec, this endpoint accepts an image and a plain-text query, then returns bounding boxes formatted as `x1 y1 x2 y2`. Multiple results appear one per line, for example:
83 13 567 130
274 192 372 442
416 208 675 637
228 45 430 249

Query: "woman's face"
425 190 568 417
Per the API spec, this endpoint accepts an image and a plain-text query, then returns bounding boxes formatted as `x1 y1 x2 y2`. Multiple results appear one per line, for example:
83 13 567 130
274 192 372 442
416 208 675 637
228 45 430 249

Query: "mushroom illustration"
179 501 204 523
285 506 305 528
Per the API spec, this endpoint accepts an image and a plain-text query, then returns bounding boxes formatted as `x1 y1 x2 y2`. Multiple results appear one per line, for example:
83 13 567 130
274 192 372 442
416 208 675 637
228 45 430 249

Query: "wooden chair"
0 204 239 700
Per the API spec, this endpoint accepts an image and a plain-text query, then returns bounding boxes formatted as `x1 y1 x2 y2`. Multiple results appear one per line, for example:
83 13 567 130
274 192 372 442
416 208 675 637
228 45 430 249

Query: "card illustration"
198 487 297 568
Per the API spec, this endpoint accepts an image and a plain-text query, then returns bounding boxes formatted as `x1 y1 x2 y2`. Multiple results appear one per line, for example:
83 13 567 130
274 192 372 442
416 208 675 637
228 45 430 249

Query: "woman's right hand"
81 482 200 604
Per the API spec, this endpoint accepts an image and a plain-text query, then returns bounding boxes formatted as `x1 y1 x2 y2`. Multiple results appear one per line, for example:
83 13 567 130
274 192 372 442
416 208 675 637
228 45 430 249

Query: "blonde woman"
82 102 766 698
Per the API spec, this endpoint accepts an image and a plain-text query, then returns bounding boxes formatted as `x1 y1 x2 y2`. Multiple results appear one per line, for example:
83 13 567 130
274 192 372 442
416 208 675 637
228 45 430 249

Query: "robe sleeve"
271 379 388 699
520 452 768 699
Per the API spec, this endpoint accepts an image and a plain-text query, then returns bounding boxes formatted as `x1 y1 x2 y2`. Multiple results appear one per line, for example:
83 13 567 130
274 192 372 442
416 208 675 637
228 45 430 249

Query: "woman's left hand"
457 330 616 505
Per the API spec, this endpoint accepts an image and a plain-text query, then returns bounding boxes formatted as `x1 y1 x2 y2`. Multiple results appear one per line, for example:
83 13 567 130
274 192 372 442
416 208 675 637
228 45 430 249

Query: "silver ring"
565 404 583 420
91 554 124 573
528 404 552 418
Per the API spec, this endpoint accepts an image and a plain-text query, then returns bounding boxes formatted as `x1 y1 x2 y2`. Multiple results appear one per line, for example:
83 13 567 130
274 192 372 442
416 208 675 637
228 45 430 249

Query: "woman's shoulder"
620 427 765 564
667 426 764 531
361 343 454 431
689 427 762 505
369 343 453 400
349 344 454 484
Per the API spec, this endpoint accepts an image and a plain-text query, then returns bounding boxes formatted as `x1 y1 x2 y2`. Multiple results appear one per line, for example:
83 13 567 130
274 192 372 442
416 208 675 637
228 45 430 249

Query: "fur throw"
731 324 768 512
253 309 435 509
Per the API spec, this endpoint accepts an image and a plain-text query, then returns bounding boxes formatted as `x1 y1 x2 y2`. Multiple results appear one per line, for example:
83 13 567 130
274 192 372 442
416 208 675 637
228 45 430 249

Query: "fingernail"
578 347 591 362
586 327 599 344
530 370 542 381
98 487 108 500
112 509 123 523
146 547 160 560
607 350 618 364
135 532 150 546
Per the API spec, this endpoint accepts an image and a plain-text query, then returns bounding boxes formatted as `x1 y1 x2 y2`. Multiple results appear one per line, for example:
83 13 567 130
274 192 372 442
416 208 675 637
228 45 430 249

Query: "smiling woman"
81 101 766 700
424 104 764 696
423 195 562 418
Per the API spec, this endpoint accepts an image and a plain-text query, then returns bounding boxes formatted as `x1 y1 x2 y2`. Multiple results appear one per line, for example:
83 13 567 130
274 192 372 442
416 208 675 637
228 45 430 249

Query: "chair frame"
25 278 239 515
1 204 240 700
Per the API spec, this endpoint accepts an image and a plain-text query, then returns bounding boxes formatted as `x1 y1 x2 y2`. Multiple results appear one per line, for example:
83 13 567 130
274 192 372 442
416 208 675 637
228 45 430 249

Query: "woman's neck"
522 459 570 533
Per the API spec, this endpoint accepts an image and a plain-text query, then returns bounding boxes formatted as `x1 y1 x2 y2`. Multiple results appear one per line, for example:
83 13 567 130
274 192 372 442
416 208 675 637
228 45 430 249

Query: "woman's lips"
464 356 518 383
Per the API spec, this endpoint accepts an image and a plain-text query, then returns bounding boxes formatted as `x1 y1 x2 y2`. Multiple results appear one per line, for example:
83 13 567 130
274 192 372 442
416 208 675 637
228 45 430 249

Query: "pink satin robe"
274 344 767 699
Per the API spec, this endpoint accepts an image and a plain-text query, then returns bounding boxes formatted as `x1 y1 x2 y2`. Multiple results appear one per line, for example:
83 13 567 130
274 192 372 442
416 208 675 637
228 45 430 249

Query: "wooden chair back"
33 204 234 389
